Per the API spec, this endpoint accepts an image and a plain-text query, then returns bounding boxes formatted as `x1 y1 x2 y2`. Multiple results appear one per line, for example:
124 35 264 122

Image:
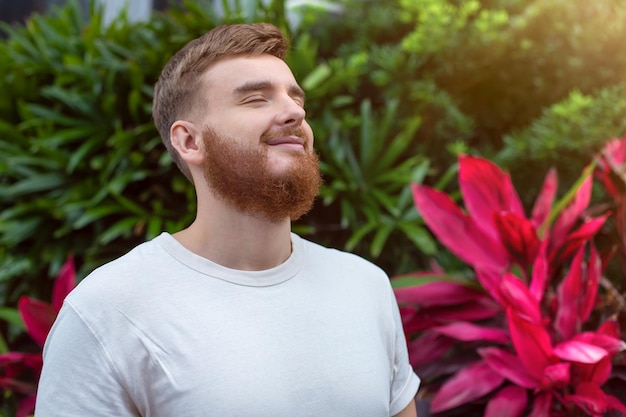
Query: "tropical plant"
0 256 76 417
394 145 626 416
305 98 440 274
0 0 294 303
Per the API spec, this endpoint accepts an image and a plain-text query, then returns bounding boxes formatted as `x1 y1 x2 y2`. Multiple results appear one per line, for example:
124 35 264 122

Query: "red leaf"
550 173 592 250
529 241 549 303
554 216 607 264
430 360 505 413
394 280 485 308
52 255 77 313
476 268 506 304
484 385 527 417
527 392 552 417
573 331 625 356
565 382 608 415
507 308 554 381
531 168 558 229
0 352 42 371
402 299 501 333
607 394 626 415
16 395 36 417
572 356 612 386
597 317 621 339
407 330 455 367
18 297 56 347
479 347 537 388
540 362 570 388
459 155 525 242
412 184 509 271
493 212 541 268
597 137 626 199
579 244 601 323
498 273 543 323
553 340 609 364
433 321 509 344
555 246 585 340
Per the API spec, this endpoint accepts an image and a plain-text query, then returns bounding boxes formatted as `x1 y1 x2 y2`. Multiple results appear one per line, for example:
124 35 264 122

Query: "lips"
265 136 305 146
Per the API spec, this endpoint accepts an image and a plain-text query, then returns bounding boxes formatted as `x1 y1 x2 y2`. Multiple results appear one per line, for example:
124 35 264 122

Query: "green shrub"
497 84 626 202
0 0 292 303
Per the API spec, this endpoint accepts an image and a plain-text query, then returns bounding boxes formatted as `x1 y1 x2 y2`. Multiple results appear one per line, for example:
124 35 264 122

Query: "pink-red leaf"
554 216 607 264
555 246 585 340
407 330 455 367
433 322 509 344
402 299 501 333
459 155 525 241
607 394 626 415
507 308 554 381
531 167 558 229
579 244 601 323
17 297 56 347
479 347 538 389
527 392 552 417
412 184 509 271
498 273 543 323
430 360 505 413
484 385 527 417
493 212 541 268
572 356 612 386
565 382 609 416
52 255 77 312
529 241 549 303
553 340 609 364
540 362 570 388
16 395 36 417
393 280 484 308
550 174 592 250
573 331 625 356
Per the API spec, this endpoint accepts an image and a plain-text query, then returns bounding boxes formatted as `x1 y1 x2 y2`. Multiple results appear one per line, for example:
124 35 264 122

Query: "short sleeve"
35 303 138 417
388 288 420 416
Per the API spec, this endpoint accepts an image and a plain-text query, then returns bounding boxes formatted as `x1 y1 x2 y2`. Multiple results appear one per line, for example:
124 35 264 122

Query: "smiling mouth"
265 136 306 150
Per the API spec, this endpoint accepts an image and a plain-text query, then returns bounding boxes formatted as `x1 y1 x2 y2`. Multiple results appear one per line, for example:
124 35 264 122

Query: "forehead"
201 54 301 97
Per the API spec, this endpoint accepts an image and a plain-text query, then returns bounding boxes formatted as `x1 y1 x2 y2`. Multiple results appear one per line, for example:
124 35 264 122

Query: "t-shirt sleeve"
388 287 420 416
35 303 138 417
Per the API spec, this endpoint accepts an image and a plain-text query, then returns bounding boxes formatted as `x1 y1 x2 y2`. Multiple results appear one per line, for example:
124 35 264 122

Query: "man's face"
197 54 322 222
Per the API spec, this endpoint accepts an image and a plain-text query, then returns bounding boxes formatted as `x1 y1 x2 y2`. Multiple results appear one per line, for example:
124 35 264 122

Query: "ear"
170 120 204 166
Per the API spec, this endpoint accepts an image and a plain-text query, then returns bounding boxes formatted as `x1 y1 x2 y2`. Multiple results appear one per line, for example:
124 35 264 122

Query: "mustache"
261 126 307 144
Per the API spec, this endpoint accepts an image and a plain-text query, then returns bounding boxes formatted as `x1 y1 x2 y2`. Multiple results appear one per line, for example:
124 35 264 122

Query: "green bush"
497 84 626 202
0 0 293 303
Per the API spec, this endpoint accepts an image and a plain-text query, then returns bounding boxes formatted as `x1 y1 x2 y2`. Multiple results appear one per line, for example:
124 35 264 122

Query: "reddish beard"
202 126 322 223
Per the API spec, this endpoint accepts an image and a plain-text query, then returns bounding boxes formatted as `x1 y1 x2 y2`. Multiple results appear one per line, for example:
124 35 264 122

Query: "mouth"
265 136 306 150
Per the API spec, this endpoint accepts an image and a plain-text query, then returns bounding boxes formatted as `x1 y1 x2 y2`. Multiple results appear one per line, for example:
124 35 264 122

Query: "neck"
173 196 293 271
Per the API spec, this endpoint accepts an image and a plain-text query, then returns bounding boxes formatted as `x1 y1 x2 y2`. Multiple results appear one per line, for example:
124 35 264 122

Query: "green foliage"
3 0 626 299
497 84 626 202
399 0 626 156
309 99 437 273
0 0 291 303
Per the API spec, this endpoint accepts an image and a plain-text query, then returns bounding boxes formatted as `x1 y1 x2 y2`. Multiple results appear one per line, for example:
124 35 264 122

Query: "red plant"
0 256 77 417
395 150 626 416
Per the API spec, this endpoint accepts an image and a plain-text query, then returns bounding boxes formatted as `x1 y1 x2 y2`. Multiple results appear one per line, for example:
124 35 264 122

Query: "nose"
277 95 306 126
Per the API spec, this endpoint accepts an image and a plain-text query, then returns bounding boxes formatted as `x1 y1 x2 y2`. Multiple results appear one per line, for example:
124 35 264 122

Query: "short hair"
153 23 290 181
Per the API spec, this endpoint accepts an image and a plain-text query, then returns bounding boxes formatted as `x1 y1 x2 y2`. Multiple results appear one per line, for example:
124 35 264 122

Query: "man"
35 23 419 416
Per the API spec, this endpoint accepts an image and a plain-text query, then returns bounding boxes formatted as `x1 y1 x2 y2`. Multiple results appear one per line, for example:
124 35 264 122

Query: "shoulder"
292 233 391 290
66 234 173 307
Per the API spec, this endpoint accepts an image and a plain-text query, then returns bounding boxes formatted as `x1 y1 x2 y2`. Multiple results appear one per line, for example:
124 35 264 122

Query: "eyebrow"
233 81 306 102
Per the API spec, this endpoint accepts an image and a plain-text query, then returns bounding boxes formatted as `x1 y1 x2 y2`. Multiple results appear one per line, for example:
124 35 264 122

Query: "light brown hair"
153 23 290 181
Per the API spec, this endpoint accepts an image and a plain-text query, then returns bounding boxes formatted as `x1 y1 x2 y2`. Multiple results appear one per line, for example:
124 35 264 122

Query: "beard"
202 126 322 223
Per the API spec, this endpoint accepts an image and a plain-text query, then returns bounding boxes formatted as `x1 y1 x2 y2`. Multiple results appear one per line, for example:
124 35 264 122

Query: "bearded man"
35 23 420 417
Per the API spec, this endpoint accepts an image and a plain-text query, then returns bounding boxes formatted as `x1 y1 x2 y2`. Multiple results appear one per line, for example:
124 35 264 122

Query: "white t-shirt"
35 233 419 417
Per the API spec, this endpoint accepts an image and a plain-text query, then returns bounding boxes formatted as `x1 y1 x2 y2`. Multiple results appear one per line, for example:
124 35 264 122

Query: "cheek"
303 122 315 147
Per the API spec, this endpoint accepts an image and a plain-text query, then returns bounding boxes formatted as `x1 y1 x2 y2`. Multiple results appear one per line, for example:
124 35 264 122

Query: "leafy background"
1 0 626 415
